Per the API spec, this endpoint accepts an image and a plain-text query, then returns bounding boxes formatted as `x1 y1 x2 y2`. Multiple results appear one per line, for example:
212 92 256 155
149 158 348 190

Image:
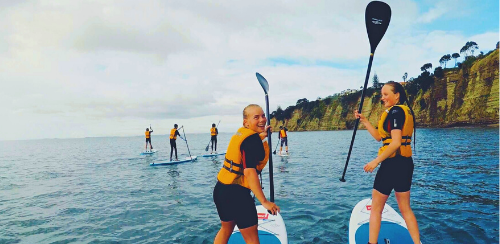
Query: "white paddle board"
349 198 420 244
150 156 198 166
201 151 226 157
277 152 289 157
228 205 287 244
141 150 157 155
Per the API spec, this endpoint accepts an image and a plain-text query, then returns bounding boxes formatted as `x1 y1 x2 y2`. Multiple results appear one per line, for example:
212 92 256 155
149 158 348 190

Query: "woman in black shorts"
213 104 280 244
354 81 420 244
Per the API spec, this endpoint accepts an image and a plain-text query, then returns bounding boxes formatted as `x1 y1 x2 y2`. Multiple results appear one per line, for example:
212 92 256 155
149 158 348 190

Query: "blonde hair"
243 104 262 119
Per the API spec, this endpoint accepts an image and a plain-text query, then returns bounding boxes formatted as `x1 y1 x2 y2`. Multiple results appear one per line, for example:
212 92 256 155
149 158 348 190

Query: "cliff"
271 49 499 130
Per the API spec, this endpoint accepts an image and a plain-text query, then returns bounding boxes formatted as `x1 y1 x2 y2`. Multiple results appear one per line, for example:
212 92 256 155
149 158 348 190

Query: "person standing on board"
278 125 288 155
145 127 154 152
169 124 184 161
354 81 420 244
213 104 280 244
211 123 219 154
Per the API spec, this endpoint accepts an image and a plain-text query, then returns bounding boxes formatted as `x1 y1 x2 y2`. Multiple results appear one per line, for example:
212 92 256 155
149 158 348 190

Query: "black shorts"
373 155 414 196
146 138 151 143
170 139 176 147
213 181 257 229
280 137 288 147
211 135 217 142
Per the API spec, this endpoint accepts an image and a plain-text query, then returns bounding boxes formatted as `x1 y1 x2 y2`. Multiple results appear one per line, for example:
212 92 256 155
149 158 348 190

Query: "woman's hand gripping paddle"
340 1 391 182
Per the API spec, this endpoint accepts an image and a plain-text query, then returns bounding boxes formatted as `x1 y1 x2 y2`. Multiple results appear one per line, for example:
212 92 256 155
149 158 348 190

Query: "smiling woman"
212 104 281 244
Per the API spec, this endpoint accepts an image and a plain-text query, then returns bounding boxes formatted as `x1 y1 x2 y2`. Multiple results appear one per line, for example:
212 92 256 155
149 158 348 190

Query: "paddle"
205 120 221 151
180 126 194 161
340 1 391 182
272 139 280 155
255 72 275 202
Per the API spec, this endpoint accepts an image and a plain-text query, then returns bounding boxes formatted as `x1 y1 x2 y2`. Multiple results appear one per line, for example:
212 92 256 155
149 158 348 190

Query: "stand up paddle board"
277 152 289 157
150 156 198 166
201 151 226 157
228 205 287 244
141 150 157 155
349 198 420 244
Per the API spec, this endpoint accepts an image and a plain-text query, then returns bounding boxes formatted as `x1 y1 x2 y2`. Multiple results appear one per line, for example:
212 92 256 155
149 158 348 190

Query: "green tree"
402 72 408 82
452 53 460 67
372 73 380 88
420 63 432 73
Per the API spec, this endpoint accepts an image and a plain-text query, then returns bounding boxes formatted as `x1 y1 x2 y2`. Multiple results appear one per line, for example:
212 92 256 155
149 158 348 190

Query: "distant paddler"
145 126 153 152
169 124 184 161
210 123 219 154
213 104 280 244
278 125 288 155
354 81 420 244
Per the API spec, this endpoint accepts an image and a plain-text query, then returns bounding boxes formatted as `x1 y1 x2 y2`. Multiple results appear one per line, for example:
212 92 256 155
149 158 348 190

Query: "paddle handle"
340 54 374 182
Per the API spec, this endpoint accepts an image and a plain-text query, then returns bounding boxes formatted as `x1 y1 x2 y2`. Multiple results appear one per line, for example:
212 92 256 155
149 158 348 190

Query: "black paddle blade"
365 1 391 53
256 72 269 94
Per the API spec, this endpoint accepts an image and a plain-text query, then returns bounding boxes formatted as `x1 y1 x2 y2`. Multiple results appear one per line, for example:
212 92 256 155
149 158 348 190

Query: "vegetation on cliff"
270 42 499 131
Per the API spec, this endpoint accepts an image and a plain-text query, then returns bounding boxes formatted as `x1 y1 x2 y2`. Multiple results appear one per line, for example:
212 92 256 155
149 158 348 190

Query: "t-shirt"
240 133 265 169
383 106 406 132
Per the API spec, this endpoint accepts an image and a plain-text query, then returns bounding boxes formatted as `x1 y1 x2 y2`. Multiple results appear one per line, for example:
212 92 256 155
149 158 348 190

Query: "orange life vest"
377 105 414 158
217 127 269 189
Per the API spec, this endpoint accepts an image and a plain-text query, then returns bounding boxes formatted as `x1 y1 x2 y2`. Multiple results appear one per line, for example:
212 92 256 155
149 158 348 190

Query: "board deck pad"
349 198 420 244
228 205 287 244
150 156 198 166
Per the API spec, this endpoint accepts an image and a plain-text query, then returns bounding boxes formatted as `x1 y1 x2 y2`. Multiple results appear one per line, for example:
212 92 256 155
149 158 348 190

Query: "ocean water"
0 127 498 244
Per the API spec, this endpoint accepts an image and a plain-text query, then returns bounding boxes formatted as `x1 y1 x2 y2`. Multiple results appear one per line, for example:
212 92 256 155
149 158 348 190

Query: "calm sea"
0 127 498 243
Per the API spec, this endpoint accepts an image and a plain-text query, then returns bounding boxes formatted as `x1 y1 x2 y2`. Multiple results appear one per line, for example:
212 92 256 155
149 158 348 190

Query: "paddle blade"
256 72 269 94
365 1 391 53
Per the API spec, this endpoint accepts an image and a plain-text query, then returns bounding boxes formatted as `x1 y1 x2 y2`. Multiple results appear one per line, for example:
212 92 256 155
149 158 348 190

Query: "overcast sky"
1 0 498 140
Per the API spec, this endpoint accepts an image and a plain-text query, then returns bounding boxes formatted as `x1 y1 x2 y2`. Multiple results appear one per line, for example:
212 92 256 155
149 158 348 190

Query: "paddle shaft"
273 139 280 153
181 127 193 160
340 54 374 182
265 95 275 202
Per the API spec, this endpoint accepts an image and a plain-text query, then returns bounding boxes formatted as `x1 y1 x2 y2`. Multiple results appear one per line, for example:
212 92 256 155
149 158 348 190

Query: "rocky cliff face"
271 49 499 130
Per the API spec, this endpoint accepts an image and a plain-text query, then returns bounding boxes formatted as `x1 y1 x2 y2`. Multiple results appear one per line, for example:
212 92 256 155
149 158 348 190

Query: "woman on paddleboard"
210 123 219 154
213 104 280 244
354 81 420 244
169 124 184 161
145 127 153 151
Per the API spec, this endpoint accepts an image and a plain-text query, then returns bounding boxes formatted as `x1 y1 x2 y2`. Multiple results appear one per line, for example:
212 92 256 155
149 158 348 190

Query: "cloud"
0 0 497 140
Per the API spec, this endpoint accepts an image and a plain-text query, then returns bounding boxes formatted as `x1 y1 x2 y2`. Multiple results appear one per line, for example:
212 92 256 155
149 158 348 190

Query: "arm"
354 110 381 141
364 129 402 172
244 168 278 214
176 131 184 140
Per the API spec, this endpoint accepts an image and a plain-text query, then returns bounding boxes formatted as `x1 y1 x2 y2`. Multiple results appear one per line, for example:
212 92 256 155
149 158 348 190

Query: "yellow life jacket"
217 127 270 189
211 127 217 136
169 128 177 139
280 129 287 138
377 105 414 158
145 131 150 139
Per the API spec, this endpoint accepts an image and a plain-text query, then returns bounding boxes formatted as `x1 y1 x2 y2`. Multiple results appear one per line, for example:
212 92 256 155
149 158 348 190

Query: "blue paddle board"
349 198 420 244
228 205 287 244
150 156 198 166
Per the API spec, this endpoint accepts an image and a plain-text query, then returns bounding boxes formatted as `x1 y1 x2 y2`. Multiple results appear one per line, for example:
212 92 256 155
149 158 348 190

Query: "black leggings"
211 136 217 151
170 139 177 159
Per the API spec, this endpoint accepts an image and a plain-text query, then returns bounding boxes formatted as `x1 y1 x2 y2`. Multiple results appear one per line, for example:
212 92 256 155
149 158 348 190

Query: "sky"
0 0 498 141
